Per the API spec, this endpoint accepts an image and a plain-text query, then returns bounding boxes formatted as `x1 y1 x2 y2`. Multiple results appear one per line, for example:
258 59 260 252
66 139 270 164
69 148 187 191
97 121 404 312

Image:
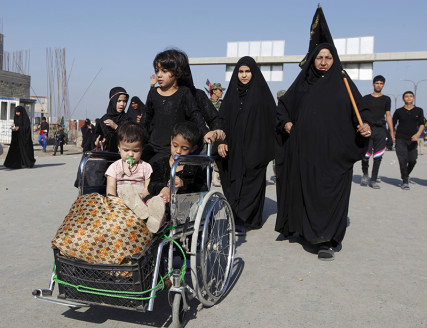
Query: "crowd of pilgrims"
76 46 376 261
5 46 380 261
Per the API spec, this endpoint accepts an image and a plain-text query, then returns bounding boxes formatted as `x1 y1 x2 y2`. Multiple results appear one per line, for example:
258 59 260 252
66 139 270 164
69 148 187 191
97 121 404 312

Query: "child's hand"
104 119 118 130
218 144 228 158
174 177 184 188
284 122 293 134
150 74 157 88
159 187 170 203
94 135 106 150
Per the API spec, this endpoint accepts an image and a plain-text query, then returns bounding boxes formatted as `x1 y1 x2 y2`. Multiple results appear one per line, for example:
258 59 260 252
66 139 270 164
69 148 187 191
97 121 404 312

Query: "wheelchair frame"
33 146 236 327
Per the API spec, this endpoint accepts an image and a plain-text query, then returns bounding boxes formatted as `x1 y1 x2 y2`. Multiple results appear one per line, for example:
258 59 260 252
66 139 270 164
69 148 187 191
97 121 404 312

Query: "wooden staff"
342 71 363 126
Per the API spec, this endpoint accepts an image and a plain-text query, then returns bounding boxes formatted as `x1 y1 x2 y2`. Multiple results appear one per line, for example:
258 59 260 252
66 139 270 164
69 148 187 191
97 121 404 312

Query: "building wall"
0 97 35 144
0 70 31 98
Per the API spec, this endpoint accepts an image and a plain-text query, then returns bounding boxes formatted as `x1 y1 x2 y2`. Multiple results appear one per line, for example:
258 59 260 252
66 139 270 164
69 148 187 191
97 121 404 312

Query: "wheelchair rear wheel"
190 191 235 307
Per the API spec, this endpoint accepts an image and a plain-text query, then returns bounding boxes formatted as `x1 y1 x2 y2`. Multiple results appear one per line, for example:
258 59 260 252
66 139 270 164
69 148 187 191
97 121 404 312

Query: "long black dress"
4 106 36 169
274 43 371 246
81 119 95 152
94 87 131 153
126 96 145 123
218 56 276 229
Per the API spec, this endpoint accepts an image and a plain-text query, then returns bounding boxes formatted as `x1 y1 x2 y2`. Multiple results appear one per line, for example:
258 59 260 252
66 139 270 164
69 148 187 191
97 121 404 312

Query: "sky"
2 0 427 119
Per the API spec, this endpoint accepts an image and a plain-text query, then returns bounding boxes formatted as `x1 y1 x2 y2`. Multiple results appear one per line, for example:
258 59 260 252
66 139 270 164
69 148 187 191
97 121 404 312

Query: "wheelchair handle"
207 142 212 157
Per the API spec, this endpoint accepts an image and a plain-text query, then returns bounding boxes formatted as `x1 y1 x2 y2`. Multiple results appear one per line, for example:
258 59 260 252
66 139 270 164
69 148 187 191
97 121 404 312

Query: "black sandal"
318 246 335 261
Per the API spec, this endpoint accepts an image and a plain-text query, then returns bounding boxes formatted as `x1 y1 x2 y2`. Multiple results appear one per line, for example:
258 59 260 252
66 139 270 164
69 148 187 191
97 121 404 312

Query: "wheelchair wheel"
190 191 235 307
171 293 185 328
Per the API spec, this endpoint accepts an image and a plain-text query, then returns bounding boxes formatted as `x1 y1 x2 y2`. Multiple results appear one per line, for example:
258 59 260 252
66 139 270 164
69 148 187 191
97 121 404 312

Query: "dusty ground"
0 149 426 328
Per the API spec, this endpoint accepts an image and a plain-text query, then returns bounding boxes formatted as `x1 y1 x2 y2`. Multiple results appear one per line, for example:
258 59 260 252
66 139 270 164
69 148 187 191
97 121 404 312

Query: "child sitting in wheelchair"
52 121 206 266
105 122 165 233
148 121 207 203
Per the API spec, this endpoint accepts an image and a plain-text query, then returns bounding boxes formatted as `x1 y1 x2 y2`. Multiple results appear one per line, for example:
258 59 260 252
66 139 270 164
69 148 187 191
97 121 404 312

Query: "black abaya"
4 106 36 169
274 43 371 245
81 119 95 152
218 56 275 228
126 96 145 123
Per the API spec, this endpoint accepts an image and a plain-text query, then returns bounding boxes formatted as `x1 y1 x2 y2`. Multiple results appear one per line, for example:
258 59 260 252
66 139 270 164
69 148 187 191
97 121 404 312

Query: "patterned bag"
52 193 153 265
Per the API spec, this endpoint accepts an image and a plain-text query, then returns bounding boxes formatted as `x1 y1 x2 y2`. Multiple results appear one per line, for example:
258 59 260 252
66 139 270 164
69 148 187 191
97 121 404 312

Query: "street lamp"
401 79 427 105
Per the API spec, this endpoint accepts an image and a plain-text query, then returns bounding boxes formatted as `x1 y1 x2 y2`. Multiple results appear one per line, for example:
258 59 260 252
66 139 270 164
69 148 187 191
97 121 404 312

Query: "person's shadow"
0 163 65 170
408 177 427 186
379 176 402 187
352 174 362 184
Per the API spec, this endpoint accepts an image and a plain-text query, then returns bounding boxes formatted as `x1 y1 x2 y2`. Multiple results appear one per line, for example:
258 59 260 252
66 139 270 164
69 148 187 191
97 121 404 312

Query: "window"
10 103 16 120
1 102 7 120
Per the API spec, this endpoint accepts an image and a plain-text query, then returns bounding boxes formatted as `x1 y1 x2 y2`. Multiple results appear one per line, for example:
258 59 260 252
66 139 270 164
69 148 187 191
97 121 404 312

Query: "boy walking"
360 75 393 189
393 91 425 190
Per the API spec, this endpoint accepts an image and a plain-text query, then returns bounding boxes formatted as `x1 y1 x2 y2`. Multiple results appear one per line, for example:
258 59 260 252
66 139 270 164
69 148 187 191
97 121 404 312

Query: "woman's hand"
213 129 226 141
218 144 228 158
357 123 371 138
104 119 118 130
159 187 170 203
204 131 218 144
284 122 293 134
136 114 142 123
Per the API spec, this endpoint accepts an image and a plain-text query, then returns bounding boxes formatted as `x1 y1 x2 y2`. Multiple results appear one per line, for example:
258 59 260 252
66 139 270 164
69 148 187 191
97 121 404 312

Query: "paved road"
0 150 426 328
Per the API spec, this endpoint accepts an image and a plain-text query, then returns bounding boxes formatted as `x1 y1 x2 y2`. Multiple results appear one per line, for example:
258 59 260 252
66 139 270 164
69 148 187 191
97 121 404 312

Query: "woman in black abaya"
94 87 131 152
81 119 95 152
4 106 36 169
218 56 275 235
274 43 372 260
126 96 145 123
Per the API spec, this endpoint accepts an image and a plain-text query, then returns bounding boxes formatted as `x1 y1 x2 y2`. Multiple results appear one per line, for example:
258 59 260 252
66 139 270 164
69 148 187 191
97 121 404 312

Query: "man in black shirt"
393 91 425 190
360 75 393 189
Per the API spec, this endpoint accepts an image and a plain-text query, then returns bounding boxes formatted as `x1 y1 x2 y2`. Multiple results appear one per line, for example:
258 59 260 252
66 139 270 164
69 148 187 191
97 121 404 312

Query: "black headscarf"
126 96 145 123
236 59 253 98
81 119 91 133
95 87 130 152
274 43 372 243
4 106 35 168
278 43 370 166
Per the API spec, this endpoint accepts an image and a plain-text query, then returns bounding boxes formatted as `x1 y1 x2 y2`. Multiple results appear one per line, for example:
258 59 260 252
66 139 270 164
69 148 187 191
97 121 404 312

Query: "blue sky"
2 0 427 119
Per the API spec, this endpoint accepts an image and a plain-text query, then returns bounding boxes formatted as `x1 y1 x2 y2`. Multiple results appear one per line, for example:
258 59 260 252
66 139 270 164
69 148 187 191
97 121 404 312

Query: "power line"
70 67 102 117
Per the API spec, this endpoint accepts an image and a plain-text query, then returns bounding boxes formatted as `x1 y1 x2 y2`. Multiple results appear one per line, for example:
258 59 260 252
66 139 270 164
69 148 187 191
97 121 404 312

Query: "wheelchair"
32 146 236 327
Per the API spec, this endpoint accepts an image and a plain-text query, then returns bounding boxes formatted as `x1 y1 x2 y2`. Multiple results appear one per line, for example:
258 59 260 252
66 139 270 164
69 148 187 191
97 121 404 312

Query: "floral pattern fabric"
52 193 153 265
